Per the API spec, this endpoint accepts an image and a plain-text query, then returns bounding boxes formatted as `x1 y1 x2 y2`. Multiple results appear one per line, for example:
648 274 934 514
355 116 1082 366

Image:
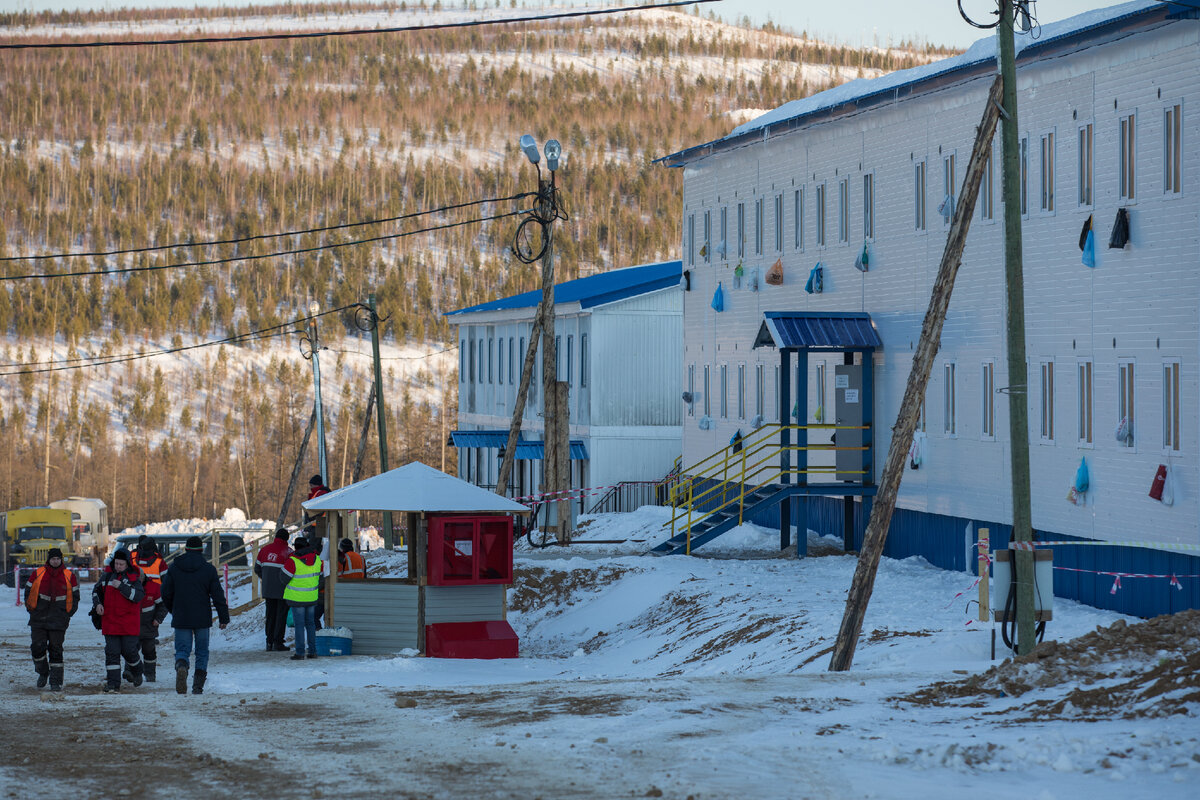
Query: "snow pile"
117 508 273 541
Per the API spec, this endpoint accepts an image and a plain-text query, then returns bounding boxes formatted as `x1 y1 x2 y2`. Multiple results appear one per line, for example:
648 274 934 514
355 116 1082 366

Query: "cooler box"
315 626 354 656
425 620 519 659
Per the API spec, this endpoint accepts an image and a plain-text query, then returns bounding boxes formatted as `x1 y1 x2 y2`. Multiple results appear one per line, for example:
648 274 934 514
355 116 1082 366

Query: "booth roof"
301 462 531 514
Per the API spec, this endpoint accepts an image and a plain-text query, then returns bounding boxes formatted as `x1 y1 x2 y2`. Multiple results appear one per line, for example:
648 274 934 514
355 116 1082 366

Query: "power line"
0 208 527 282
0 304 358 376
0 193 532 263
0 1 722 51
325 343 459 362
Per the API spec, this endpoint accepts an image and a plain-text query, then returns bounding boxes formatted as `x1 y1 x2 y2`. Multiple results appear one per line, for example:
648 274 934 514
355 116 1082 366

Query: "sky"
2 0 1120 49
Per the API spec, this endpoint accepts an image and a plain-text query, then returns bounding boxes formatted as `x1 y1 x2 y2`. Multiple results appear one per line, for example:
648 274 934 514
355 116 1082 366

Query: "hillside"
0 3 943 527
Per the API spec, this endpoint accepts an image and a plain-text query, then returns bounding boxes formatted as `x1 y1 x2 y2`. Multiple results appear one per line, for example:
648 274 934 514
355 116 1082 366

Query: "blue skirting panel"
678 477 1200 619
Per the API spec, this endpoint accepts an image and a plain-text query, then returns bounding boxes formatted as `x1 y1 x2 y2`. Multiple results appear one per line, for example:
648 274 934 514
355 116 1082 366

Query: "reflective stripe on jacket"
283 555 322 604
338 551 365 579
27 566 77 613
136 556 166 585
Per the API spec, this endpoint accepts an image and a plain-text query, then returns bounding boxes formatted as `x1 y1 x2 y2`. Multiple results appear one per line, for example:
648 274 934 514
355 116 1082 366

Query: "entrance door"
835 365 863 481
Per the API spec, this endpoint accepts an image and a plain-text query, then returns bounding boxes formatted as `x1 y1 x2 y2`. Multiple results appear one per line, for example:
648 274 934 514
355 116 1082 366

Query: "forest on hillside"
0 4 942 528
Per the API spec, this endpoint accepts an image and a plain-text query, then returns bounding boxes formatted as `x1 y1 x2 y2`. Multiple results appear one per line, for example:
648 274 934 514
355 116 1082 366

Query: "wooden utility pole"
997 2 1037 654
829 76 1004 672
497 316 543 496
276 409 316 530
368 294 394 549
535 178 571 543
351 391 377 483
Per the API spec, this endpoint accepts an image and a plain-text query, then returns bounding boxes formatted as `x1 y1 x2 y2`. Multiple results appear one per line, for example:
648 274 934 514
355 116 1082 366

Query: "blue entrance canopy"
753 311 881 351
513 441 590 461
450 430 515 449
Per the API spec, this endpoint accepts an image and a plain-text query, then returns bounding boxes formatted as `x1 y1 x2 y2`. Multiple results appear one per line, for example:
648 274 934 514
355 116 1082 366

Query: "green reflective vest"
283 555 322 604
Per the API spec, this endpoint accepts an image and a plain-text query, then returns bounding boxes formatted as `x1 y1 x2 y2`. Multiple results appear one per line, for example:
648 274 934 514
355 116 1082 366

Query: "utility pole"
305 302 329 487
497 317 542 496
997 0 1037 654
368 294 394 549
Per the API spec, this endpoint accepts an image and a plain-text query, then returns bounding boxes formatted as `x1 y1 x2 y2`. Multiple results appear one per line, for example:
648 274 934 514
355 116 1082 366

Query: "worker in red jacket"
24 547 80 691
255 528 294 652
92 549 146 693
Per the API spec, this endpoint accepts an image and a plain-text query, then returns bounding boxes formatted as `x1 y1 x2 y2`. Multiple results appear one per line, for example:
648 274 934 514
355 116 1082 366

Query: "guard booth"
303 462 530 658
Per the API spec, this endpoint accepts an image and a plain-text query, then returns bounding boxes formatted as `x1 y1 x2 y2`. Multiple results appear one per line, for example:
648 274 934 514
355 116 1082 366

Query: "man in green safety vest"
282 536 323 660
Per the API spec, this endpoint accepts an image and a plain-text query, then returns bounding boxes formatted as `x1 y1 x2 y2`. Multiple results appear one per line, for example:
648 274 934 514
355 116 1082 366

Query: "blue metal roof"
659 1 1176 168
754 312 882 351
513 440 589 461
450 430 515 449
445 260 682 317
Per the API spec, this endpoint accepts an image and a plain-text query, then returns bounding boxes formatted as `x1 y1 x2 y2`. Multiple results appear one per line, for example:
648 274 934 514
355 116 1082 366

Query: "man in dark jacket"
24 548 80 691
126 573 168 684
254 528 293 652
92 549 146 693
303 474 331 540
162 536 230 696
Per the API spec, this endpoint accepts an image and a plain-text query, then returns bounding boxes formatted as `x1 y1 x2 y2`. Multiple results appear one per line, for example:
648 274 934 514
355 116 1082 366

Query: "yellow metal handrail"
668 423 870 552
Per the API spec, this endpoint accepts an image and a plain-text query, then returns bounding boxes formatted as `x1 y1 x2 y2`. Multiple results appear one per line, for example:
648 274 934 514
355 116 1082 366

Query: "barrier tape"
515 480 663 505
1051 565 1199 595
1008 539 1200 553
945 577 981 609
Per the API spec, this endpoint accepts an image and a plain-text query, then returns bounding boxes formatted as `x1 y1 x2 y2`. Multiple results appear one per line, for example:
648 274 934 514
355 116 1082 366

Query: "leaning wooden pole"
277 409 317 530
497 315 544 496
829 75 1004 672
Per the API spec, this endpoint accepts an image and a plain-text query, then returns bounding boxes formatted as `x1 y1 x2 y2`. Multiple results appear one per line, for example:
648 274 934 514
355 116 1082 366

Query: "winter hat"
137 540 158 556
185 536 204 551
47 548 64 562
309 474 324 487
275 528 290 541
293 537 309 551
339 538 354 553
111 548 132 564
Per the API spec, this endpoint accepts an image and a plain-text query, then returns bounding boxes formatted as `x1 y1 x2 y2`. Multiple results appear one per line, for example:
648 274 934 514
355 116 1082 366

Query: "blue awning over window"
450 430 515 449
753 311 881 351
513 440 589 461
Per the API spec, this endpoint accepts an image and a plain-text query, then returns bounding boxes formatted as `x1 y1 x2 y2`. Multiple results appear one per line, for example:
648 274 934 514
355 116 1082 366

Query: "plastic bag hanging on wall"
748 266 761 292
711 281 725 312
804 262 823 294
698 415 713 430
1149 464 1167 501
1108 207 1130 249
1161 464 1176 506
733 260 744 289
1079 214 1096 268
854 242 870 272
765 257 784 286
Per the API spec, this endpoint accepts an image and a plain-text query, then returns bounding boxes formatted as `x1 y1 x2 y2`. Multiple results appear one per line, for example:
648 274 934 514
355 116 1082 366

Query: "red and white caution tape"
1051 565 1199 594
1008 539 1199 553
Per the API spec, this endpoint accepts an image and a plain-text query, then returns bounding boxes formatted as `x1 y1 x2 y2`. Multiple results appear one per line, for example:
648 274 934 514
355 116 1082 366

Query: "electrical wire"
511 178 569 264
0 1 723 51
0 304 357 375
0 208 528 282
323 343 459 362
0 193 533 264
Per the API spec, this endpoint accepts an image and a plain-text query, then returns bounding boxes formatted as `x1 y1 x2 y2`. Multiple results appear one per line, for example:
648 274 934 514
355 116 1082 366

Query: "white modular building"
660 0 1200 617
446 261 684 512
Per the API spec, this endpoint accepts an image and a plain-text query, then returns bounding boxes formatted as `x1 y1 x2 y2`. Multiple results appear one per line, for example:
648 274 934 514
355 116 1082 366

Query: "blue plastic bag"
711 282 725 312
1082 229 1096 268
804 263 823 294
1075 457 1089 493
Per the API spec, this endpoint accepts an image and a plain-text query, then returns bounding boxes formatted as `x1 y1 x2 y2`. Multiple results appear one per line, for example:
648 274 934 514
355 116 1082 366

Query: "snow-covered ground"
1 509 1196 798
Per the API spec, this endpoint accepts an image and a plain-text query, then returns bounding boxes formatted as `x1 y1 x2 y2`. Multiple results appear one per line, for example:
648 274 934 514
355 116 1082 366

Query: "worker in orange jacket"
24 548 81 691
133 540 166 586
337 539 365 579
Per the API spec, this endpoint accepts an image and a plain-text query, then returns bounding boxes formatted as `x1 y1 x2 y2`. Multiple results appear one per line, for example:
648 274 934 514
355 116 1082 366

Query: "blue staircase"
650 484 786 555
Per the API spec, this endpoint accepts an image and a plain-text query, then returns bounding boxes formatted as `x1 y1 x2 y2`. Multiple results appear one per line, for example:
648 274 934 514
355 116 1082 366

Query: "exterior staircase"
649 484 784 555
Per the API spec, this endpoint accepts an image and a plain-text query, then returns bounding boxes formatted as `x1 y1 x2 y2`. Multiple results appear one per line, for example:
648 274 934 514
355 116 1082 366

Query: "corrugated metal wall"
335 582 420 655
591 289 683 427
425 585 507 624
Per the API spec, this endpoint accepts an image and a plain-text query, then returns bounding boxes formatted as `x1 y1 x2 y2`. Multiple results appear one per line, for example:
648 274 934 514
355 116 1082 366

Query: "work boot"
129 664 144 688
192 668 207 695
273 642 290 652
175 660 188 695
35 660 50 689
122 667 135 684
144 663 156 683
49 664 63 692
103 683 120 693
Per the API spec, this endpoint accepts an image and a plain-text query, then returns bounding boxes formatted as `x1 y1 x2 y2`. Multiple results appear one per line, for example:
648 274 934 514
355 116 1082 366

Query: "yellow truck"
1 507 81 586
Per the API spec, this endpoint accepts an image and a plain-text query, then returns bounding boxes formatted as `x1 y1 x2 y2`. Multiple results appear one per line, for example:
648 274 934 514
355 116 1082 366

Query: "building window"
737 364 745 419
702 210 711 263
815 362 826 422
488 338 495 384
687 364 695 416
1039 360 1055 442
498 337 505 385
1078 123 1093 206
919 397 926 433
737 203 745 258
566 335 573 385
774 193 784 252
943 363 956 436
775 364 781 418
980 148 994 220
914 161 926 231
580 333 588 388
1040 132 1055 212
687 213 695 266
1163 361 1181 451
838 178 849 243
755 197 764 255
942 153 956 223
1119 113 1136 201
981 361 995 439
509 338 516 385
1164 104 1182 195
477 340 485 383
555 335 561 377
1118 360 1135 447
794 187 804 249
720 364 728 418
719 207 728 261
704 365 711 417
755 364 764 417
1078 360 1093 444
816 183 827 246
1019 136 1029 215
460 340 466 381
863 173 874 239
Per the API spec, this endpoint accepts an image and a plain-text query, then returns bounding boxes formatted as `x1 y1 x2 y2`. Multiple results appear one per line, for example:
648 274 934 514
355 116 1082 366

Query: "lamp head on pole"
519 134 540 166
543 139 562 171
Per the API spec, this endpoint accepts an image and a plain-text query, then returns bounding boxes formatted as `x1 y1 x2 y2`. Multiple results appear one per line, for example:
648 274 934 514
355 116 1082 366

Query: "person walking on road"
25 548 81 691
128 571 168 684
92 549 146 693
282 536 322 660
133 540 167 586
162 536 230 695
255 528 293 652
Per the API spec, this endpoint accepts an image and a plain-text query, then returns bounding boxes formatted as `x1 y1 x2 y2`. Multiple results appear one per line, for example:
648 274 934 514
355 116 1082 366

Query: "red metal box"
425 620 519 659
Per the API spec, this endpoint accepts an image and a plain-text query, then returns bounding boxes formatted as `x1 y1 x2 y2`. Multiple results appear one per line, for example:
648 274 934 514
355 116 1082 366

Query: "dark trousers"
264 597 288 646
138 636 158 670
31 627 66 670
104 634 141 687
